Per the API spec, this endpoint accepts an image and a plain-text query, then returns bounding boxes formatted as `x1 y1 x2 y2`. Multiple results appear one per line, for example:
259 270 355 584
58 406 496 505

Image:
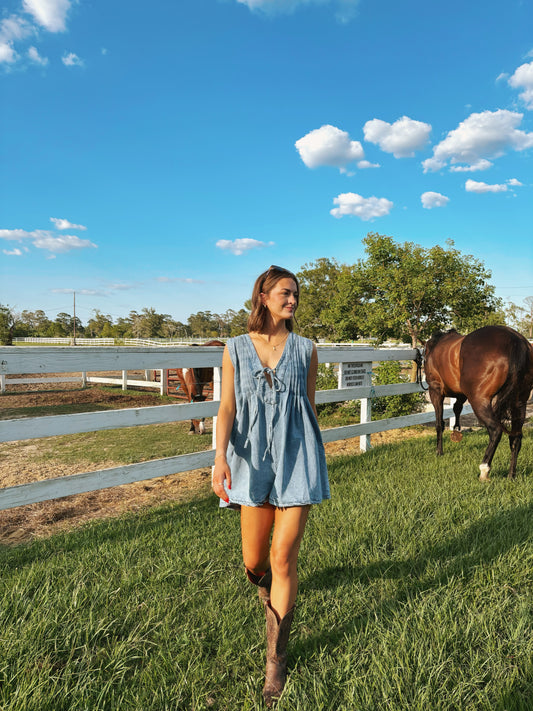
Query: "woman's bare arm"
212 345 236 502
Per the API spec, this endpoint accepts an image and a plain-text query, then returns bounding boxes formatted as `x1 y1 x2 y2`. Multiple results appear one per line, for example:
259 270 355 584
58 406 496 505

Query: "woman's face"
262 277 298 322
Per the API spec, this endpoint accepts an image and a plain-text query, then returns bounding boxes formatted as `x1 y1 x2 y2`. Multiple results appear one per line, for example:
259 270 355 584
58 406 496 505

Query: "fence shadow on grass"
304 496 533 593
0 491 220 571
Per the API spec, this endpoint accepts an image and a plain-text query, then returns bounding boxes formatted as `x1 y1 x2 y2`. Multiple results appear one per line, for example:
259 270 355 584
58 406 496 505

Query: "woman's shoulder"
227 333 249 344
291 333 316 360
226 333 250 354
292 333 315 349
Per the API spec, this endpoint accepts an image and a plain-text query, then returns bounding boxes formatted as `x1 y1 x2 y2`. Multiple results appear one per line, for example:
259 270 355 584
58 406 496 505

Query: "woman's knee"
269 546 297 579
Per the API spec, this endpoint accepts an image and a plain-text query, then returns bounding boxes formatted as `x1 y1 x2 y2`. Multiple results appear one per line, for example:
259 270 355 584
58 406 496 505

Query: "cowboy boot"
245 567 272 603
262 602 295 707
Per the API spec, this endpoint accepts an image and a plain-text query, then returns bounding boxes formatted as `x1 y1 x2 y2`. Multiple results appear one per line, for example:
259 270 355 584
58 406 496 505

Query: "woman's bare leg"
269 505 310 618
241 504 275 576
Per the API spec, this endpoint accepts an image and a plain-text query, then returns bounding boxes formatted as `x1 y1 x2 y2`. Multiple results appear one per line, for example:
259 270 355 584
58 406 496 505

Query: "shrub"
372 360 426 419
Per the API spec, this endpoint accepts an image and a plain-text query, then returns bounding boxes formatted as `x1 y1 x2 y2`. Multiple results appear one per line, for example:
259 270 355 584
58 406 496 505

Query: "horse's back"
459 325 532 401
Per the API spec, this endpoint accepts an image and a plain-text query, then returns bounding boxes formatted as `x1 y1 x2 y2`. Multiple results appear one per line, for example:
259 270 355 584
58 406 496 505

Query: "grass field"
1 428 533 710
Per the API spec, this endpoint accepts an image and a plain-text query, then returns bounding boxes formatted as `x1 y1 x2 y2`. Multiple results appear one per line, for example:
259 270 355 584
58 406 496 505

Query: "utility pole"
73 291 76 345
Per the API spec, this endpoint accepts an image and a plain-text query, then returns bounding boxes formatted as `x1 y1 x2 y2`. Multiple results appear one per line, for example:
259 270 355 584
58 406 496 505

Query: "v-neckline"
247 331 292 373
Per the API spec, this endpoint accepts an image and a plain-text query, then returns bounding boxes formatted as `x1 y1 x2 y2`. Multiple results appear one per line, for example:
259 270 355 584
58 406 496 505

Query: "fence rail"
0 346 469 511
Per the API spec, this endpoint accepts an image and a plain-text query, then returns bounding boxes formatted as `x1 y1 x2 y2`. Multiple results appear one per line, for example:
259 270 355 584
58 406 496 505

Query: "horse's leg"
452 394 467 432
429 388 445 456
470 399 503 481
508 402 526 479
198 418 206 435
189 419 197 434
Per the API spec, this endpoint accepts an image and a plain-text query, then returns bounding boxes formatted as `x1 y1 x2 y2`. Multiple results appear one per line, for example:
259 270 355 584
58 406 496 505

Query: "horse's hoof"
479 464 491 481
188 431 196 436
450 430 463 442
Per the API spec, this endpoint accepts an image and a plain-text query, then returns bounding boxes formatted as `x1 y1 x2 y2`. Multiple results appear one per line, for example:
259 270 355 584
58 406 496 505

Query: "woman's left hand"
212 457 231 504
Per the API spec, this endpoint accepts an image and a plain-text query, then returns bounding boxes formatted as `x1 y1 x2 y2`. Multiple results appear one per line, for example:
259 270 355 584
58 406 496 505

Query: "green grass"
1 429 533 710
33 421 213 464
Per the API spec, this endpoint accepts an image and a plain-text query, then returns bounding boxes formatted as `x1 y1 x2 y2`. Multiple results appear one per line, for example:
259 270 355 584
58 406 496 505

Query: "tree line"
1 233 532 345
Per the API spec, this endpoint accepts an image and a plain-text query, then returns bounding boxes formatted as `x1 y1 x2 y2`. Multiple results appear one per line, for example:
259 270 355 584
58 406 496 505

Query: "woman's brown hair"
247 265 299 333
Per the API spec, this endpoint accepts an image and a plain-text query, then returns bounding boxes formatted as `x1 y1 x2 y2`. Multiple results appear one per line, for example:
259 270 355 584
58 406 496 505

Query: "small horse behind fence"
424 325 533 480
176 340 225 434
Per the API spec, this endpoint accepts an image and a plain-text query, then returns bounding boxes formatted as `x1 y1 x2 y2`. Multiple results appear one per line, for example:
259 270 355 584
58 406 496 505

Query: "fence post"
81 371 87 388
360 362 372 452
160 370 168 397
122 370 127 391
212 366 222 451
0 374 4 394
449 397 456 430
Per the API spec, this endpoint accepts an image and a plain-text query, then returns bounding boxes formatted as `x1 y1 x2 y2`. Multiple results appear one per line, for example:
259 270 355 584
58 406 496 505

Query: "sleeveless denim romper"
220 332 330 508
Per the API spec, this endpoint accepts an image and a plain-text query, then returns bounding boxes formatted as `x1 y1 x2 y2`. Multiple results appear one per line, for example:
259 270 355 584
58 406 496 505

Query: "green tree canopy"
335 233 503 347
0 304 18 345
296 258 343 341
506 296 533 338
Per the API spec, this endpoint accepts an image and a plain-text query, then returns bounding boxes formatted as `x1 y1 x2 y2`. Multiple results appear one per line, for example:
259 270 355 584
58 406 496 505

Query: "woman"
212 265 330 706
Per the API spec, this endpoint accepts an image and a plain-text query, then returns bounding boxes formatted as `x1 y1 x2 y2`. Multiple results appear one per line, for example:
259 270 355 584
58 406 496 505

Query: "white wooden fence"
0 345 470 511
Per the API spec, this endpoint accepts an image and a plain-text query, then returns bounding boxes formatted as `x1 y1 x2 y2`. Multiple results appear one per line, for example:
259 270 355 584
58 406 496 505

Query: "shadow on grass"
0 492 220 570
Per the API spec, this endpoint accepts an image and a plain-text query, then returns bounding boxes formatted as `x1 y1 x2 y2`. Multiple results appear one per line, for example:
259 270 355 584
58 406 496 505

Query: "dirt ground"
1 375 529 546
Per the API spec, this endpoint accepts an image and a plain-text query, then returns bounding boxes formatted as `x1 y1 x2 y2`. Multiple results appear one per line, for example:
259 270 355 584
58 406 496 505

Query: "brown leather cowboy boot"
245 567 272 603
262 602 295 707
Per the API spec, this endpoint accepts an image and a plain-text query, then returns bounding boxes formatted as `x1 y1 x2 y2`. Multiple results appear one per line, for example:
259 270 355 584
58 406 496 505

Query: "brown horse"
176 340 225 434
424 325 533 480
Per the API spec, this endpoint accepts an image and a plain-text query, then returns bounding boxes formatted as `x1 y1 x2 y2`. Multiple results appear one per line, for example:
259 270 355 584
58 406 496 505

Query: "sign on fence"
339 362 367 388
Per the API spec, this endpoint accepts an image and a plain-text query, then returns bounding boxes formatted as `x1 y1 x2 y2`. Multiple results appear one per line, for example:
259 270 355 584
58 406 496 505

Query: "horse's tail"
493 334 531 435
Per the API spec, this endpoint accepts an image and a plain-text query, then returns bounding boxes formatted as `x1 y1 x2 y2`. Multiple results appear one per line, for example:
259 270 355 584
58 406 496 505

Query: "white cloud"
0 42 16 63
28 45 48 65
465 178 524 194
62 52 83 67
295 124 364 171
422 110 533 173
0 228 97 254
3 248 23 256
330 192 393 220
50 217 87 230
23 0 71 32
508 61 533 109
156 276 205 284
421 192 449 209
32 234 97 253
363 116 431 158
236 0 360 22
51 288 102 296
465 179 508 193
357 159 380 169
105 282 138 291
0 14 34 63
449 159 492 172
1 4 71 67
216 238 275 255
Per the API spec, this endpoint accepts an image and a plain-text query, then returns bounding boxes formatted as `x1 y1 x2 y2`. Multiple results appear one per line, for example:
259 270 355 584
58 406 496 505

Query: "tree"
187 310 220 339
53 312 73 336
228 308 249 336
0 304 18 345
349 233 502 347
296 258 343 341
87 310 114 337
506 296 533 338
18 309 52 335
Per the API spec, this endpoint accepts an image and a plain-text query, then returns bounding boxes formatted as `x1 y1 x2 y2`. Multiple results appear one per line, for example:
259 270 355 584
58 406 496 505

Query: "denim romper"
221 332 330 508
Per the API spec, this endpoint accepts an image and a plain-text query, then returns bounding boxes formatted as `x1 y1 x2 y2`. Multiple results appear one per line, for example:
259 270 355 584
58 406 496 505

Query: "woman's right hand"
212 456 231 504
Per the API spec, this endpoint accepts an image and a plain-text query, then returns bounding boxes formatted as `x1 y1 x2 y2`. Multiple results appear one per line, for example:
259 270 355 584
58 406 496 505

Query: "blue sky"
1 0 532 326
